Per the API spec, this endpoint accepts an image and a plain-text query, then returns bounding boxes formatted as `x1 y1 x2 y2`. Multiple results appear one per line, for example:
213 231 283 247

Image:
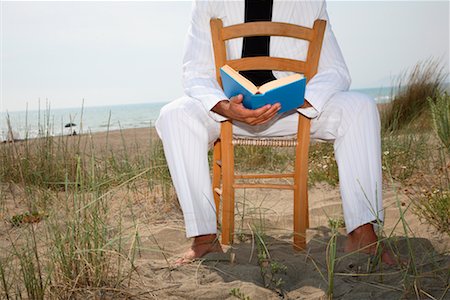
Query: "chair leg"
293 175 307 250
220 121 235 245
293 115 311 250
212 140 222 222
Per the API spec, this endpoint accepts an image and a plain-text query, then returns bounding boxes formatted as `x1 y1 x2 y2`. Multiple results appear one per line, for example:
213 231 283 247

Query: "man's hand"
212 94 281 125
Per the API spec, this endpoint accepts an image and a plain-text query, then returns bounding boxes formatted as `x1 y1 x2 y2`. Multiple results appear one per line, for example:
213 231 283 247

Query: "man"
156 0 395 265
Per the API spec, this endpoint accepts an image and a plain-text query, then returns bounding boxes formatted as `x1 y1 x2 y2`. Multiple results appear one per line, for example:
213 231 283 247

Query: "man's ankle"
192 234 218 245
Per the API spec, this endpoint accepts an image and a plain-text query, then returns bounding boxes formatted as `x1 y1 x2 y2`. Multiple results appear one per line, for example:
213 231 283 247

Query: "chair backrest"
210 19 326 87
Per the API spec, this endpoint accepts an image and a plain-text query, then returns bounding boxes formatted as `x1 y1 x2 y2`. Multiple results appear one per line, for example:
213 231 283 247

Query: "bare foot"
175 234 223 265
344 223 397 266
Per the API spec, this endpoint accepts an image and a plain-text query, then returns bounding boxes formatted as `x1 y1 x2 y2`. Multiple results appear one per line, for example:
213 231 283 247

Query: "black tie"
240 0 277 87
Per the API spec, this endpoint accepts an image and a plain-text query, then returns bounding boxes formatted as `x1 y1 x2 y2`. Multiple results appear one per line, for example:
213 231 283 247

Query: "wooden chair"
210 19 326 250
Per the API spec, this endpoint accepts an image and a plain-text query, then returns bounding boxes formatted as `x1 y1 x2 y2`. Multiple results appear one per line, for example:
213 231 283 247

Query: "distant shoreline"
2 102 389 143
1 126 157 144
3 81 450 142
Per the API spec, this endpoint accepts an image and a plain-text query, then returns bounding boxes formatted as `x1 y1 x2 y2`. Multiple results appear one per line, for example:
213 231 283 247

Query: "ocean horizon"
0 86 394 141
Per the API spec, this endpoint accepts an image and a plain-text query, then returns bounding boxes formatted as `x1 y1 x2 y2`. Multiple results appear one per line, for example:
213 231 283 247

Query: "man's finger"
235 104 272 121
249 104 273 117
254 103 280 123
257 110 279 125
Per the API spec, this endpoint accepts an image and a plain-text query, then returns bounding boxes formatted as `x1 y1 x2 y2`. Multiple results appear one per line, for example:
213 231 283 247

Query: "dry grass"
429 92 450 151
381 59 447 133
0 120 175 298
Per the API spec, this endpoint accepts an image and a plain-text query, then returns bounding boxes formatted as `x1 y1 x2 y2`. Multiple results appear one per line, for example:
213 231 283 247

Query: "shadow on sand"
142 226 449 299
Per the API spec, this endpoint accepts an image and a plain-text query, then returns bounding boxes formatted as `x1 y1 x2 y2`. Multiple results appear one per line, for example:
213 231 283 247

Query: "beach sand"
1 127 449 299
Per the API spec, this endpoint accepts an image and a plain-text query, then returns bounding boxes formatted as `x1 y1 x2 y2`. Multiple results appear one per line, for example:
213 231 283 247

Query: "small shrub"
253 225 287 296
9 211 46 227
230 288 251 300
327 217 345 229
308 142 338 186
381 133 428 182
413 188 450 236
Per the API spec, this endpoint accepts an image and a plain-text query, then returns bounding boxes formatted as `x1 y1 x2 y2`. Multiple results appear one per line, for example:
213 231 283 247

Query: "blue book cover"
220 65 306 113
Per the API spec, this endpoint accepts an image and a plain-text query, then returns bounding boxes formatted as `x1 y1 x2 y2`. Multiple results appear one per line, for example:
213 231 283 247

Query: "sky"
1 0 449 112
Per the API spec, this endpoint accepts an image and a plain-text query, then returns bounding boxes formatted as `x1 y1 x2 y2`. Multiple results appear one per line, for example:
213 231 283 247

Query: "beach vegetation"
325 217 339 299
381 58 447 133
413 188 449 236
0 114 172 298
9 211 46 227
230 287 251 300
429 92 450 151
327 217 345 229
308 143 339 186
253 224 287 296
410 145 450 237
381 132 429 182
232 141 339 187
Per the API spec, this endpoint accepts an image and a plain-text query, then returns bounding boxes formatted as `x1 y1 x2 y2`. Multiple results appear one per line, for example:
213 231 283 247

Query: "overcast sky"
1 0 449 112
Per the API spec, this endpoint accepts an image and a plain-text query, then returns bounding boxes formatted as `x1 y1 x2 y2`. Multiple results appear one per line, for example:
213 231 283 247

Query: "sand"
1 127 449 299
137 185 449 299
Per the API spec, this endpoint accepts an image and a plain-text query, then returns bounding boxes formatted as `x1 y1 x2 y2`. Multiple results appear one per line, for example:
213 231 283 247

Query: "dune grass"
410 145 450 237
0 115 173 298
325 219 338 299
381 59 447 133
234 141 339 187
378 59 449 239
429 92 450 152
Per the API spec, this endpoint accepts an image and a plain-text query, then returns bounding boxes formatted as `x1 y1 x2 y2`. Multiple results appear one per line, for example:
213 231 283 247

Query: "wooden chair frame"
210 19 326 250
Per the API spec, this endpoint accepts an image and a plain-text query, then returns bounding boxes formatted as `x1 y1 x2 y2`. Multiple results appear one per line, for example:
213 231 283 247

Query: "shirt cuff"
208 108 229 122
205 97 229 122
297 106 319 119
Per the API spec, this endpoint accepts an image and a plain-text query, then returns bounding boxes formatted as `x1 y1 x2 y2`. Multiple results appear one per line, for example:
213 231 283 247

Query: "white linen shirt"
182 0 351 122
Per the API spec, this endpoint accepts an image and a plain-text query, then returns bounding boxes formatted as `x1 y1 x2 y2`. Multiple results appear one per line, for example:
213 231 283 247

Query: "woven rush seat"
232 135 298 147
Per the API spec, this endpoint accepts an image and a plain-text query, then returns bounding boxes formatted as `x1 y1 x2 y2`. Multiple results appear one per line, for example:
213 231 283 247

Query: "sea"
1 87 392 141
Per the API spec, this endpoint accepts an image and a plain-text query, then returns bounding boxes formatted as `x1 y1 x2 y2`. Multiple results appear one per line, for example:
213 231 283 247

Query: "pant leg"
309 91 383 234
155 96 220 237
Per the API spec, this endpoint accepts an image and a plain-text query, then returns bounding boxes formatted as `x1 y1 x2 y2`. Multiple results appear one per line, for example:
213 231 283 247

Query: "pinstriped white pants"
155 91 383 237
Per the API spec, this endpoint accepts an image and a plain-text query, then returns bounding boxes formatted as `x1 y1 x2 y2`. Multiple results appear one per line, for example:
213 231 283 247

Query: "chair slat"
304 20 326 81
235 173 295 179
222 21 315 41
233 183 295 190
227 57 306 73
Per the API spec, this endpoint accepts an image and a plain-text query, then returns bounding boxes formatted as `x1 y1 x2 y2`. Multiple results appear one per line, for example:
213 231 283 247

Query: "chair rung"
235 173 295 179
233 183 295 190
232 138 297 147
214 187 222 195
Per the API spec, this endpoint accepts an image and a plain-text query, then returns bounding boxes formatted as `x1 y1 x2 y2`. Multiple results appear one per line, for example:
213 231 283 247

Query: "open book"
220 65 306 113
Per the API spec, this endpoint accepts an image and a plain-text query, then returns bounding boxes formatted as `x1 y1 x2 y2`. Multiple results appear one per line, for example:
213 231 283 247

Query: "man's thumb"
231 94 243 104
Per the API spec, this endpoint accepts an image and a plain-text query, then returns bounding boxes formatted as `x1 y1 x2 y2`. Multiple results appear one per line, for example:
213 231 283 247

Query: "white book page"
258 73 303 94
221 65 258 94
